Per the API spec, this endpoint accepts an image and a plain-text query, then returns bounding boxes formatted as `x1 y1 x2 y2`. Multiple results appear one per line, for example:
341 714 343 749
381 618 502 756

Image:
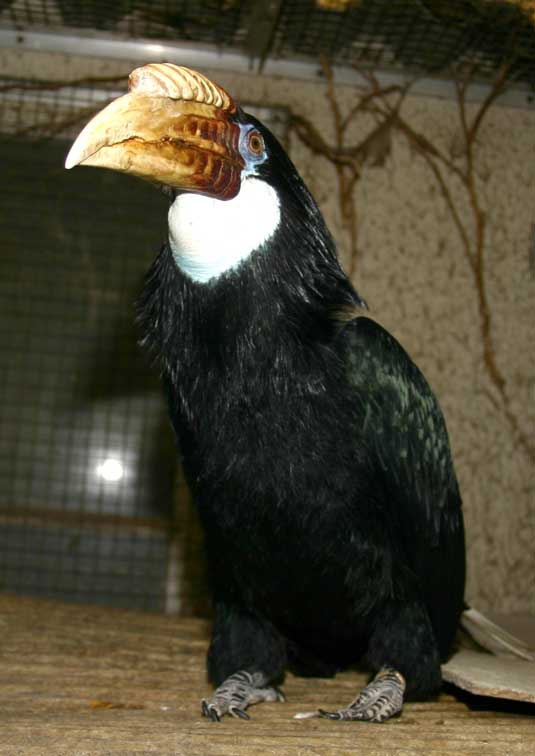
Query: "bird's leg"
202 670 285 721
313 667 406 722
296 599 440 723
203 601 287 721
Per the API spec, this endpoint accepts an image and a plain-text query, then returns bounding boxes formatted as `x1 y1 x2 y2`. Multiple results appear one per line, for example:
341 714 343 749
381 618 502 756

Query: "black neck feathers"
138 140 364 428
139 217 360 384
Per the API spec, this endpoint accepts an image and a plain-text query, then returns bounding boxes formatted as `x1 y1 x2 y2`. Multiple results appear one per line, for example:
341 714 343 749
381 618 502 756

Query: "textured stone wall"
2 49 533 615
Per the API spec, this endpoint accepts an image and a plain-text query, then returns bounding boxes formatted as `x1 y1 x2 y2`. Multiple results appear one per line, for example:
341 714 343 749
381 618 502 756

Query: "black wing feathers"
342 316 465 658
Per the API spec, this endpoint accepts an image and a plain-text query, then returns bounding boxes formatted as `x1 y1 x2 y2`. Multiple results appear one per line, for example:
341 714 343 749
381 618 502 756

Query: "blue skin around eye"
239 124 268 176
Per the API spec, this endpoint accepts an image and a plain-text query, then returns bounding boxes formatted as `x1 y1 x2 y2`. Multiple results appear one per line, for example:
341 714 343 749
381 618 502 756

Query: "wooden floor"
1 595 534 756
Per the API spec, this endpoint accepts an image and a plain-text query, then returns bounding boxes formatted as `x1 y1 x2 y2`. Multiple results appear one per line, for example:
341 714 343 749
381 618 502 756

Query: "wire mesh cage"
272 0 535 82
1 0 247 43
0 79 212 613
1 0 534 84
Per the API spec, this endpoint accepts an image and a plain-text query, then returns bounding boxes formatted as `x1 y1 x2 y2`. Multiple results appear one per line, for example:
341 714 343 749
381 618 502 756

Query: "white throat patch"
168 177 281 283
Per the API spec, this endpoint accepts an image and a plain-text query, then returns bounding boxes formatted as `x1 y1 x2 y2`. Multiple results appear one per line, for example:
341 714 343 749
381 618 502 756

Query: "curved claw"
316 667 406 723
230 706 251 720
201 699 221 722
201 670 285 721
318 709 342 720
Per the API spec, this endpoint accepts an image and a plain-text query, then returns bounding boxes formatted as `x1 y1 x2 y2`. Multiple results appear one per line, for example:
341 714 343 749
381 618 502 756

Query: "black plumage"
138 111 466 709
65 63 466 719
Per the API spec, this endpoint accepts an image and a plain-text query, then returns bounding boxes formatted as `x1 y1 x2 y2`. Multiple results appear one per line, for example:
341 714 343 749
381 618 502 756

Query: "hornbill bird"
66 63 466 723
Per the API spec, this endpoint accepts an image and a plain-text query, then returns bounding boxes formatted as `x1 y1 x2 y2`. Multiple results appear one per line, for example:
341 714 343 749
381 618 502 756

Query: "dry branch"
360 65 533 462
289 61 532 461
289 59 409 277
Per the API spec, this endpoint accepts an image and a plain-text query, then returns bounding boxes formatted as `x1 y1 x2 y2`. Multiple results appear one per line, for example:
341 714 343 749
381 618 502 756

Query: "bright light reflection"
96 458 124 483
145 44 165 54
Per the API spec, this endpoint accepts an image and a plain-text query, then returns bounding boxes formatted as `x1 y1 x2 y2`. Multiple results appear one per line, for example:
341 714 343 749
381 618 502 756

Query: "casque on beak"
65 63 245 200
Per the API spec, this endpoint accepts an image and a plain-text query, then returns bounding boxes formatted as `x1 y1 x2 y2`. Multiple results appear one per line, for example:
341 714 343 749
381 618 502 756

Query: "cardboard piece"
442 649 535 703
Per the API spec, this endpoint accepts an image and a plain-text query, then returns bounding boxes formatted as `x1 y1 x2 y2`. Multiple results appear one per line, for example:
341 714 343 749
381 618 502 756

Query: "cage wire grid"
1 0 534 84
0 80 212 614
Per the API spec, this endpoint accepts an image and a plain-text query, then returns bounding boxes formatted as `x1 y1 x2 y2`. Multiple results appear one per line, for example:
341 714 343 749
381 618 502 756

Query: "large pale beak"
65 64 244 200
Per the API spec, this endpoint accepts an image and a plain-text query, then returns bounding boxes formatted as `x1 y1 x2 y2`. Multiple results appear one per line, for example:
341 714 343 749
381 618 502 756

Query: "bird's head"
66 63 328 285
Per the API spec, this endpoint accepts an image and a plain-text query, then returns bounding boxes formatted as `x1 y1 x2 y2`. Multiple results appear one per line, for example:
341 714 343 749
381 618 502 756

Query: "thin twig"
467 63 510 146
341 85 403 133
405 71 531 460
289 114 358 167
353 64 532 460
403 128 476 274
320 56 343 141
373 97 465 181
453 65 530 458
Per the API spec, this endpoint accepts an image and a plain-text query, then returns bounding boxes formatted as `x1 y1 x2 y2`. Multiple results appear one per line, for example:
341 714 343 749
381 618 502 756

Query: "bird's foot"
201 670 285 721
295 667 405 723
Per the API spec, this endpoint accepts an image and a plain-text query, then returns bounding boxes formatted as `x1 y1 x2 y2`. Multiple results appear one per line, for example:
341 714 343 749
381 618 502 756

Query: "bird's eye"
247 130 264 157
